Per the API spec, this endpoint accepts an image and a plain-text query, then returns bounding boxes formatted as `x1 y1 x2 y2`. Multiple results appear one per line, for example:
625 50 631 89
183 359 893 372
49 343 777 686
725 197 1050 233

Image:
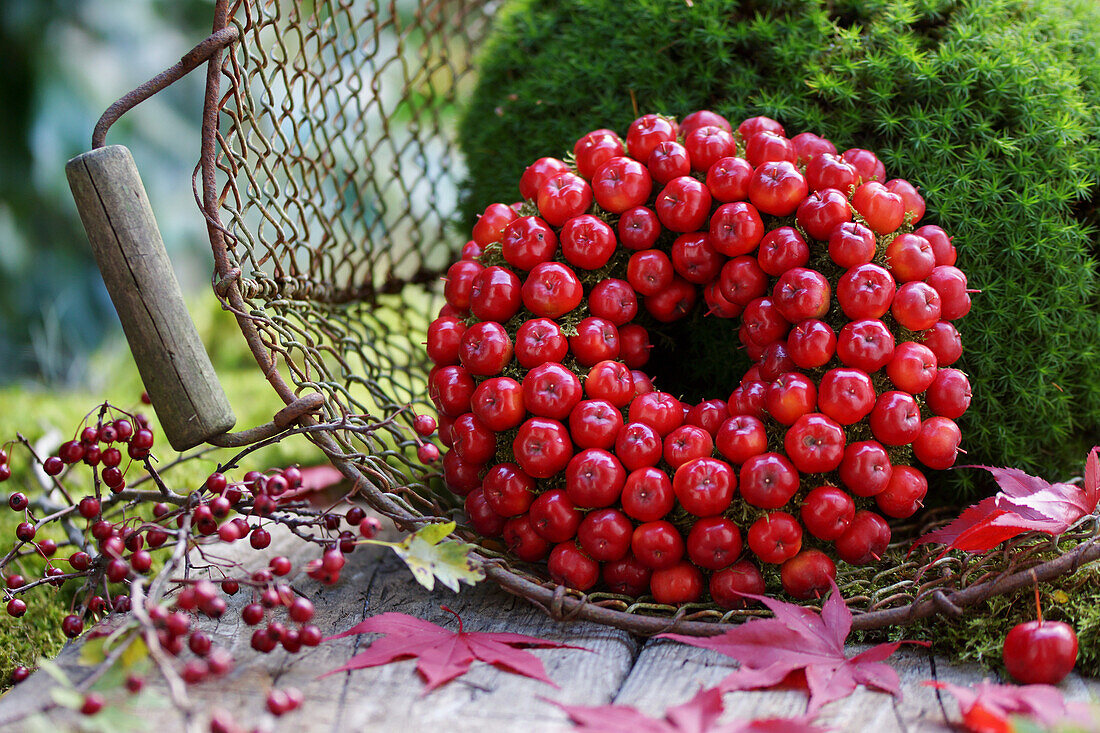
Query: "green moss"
855 563 1100 678
458 0 1100 497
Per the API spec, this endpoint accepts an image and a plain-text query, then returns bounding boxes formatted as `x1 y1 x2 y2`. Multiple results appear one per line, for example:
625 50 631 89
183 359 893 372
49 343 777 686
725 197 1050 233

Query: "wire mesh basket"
66 0 1100 636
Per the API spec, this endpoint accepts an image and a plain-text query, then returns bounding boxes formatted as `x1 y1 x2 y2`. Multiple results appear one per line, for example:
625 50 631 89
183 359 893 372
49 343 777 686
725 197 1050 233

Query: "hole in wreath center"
641 307 753 406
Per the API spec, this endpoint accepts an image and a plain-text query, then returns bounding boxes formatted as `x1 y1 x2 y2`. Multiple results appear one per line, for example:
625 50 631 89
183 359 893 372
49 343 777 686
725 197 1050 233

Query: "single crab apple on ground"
420 110 973 604
1002 587 1079 686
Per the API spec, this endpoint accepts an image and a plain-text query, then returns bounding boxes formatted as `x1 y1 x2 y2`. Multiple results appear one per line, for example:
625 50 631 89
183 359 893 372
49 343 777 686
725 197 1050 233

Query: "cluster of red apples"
423 110 973 605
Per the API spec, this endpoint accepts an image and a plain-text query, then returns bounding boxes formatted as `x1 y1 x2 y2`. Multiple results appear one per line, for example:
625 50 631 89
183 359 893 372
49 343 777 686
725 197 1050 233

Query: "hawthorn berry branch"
150 513 194 602
73 630 139 694
130 577 196 729
126 445 220 490
137 456 175 497
16 433 74 505
4 570 93 596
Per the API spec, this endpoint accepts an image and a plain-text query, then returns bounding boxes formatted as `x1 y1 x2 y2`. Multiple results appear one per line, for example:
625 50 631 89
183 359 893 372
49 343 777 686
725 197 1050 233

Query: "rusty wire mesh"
192 0 1099 633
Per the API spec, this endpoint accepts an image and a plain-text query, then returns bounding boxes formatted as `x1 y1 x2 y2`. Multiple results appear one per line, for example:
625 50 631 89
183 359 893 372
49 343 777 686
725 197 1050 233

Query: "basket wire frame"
193 0 1100 634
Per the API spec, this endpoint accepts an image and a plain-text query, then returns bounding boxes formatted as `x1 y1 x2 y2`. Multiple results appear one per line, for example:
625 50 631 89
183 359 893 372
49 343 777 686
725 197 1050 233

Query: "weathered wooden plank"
611 637 953 731
928 655 1100 729
66 144 235 451
816 646 947 733
321 550 641 732
4 514 1099 733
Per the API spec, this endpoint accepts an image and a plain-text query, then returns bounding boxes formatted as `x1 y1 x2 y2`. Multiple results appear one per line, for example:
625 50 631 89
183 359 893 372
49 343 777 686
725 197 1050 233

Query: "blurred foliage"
0 0 217 384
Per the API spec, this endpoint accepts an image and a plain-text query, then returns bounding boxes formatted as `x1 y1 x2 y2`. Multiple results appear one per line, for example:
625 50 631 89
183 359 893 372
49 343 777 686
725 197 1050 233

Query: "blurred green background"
0 1 324 679
1 0 220 386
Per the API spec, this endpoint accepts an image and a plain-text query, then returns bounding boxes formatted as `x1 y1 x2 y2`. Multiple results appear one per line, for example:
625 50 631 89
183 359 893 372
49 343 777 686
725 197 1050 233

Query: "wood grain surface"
2 518 1097 732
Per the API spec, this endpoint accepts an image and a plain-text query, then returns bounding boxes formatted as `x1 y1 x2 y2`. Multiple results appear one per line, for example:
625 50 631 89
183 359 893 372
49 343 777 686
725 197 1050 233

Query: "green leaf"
79 636 108 667
367 521 484 592
119 636 148 670
37 659 72 687
413 521 457 547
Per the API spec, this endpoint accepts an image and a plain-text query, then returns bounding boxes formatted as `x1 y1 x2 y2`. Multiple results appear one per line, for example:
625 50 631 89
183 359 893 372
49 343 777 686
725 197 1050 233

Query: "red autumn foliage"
912 448 1099 555
322 607 586 692
661 583 925 713
926 679 1096 732
556 686 825 733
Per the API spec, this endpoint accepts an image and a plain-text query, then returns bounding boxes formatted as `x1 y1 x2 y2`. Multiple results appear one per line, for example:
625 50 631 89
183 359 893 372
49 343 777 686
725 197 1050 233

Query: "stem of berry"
440 605 464 634
16 434 74 504
130 577 194 722
1033 571 1043 625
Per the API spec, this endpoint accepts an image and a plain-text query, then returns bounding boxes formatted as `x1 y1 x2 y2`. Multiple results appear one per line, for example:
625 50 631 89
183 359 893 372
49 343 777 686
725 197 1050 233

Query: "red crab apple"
647 141 691 185
706 156 753 202
538 172 592 227
650 562 704 604
781 549 837 600
749 160 808 216
851 181 904 234
626 113 677 162
501 216 557 271
807 153 858 193
685 125 737 172
522 262 584 318
656 176 712 233
504 515 551 561
602 555 651 597
1004 618 1078 686
710 560 765 609
828 222 877 268
617 206 661 250
747 511 802 564
791 131 836 163
772 267 831 323
796 188 851 241
574 128 624 179
744 130 795 168
520 157 570 201
757 226 809 276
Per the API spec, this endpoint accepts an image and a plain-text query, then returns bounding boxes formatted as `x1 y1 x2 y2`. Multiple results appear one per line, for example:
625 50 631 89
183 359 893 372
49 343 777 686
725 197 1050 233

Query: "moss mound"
458 0 1100 495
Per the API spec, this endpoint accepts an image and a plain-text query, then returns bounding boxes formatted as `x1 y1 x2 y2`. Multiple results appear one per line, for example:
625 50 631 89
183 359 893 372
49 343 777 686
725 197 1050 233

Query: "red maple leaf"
556 686 826 733
660 583 924 714
926 679 1097 732
912 449 1100 555
321 607 587 692
274 463 346 502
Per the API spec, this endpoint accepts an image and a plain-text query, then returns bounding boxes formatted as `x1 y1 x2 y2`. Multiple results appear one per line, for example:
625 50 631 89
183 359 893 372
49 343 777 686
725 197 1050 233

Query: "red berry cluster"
424 111 974 604
27 409 155 493
236 577 323 655
146 583 237 683
2 400 385 718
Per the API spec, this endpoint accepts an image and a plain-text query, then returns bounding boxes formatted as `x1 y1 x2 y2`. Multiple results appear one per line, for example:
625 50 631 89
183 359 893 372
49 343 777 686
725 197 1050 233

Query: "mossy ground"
458 0 1100 497
0 298 325 690
854 551 1100 678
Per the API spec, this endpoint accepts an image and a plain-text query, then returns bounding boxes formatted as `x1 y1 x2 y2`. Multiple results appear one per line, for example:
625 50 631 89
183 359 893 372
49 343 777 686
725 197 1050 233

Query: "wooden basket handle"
66 144 236 451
